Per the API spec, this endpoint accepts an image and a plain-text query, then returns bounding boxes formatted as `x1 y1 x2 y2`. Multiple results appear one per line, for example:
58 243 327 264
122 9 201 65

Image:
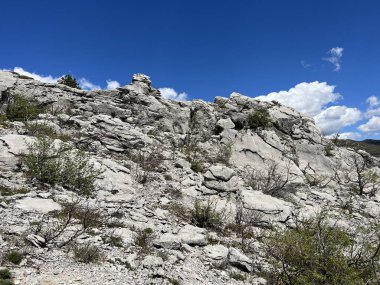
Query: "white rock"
15 197 61 213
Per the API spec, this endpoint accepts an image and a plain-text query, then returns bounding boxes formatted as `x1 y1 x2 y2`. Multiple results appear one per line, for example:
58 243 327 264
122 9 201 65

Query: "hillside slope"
1 71 380 284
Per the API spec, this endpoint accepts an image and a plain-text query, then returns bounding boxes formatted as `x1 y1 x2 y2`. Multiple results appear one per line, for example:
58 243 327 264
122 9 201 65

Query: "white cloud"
78 78 101 90
323 47 344 71
358 116 380 132
338 132 362 140
13 67 61 83
314 106 361 135
106 80 120 90
159 88 188 101
301 60 311 68
367 96 380 107
255 81 341 116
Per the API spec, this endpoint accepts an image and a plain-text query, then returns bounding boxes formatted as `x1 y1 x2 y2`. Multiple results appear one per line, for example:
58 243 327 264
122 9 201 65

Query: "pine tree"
58 74 81 89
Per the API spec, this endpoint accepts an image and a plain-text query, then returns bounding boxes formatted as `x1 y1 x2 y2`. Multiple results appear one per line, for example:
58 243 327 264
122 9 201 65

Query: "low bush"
191 200 225 232
6 94 42 122
22 137 102 196
264 214 380 285
0 269 11 280
134 228 154 254
6 251 23 265
73 243 104 263
248 108 271 130
32 198 105 248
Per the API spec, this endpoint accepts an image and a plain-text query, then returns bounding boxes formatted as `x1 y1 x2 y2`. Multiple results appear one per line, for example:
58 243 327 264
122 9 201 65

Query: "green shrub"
25 122 71 141
0 280 14 285
134 228 154 254
190 160 204 173
73 243 104 263
6 94 42 122
191 200 225 231
229 272 246 281
324 142 334 157
264 214 379 285
22 137 102 196
248 108 271 130
6 251 23 265
0 269 11 280
58 74 81 89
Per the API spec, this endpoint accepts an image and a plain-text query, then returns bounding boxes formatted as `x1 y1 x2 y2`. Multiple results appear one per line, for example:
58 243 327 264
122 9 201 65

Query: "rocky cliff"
0 71 379 284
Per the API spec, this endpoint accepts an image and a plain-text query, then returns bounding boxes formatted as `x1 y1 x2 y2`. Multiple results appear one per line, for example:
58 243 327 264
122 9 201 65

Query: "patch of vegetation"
229 272 246 281
58 74 81 89
190 159 204 173
31 198 105 248
6 94 42 122
248 108 271 130
214 142 232 165
102 234 123 247
264 214 380 285
0 269 11 280
22 137 102 196
0 186 29 196
168 278 181 285
245 160 294 198
134 228 154 254
191 200 225 232
324 142 334 156
73 243 104 263
336 139 380 157
25 121 71 141
0 280 14 285
6 251 23 265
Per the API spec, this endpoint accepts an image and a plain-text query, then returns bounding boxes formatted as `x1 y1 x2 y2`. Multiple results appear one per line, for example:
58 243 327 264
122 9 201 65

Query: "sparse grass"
325 142 334 157
229 272 246 281
6 251 23 265
0 186 29 196
25 121 71 141
134 228 154 254
73 243 104 263
191 200 225 232
103 234 123 247
190 160 204 173
168 278 181 285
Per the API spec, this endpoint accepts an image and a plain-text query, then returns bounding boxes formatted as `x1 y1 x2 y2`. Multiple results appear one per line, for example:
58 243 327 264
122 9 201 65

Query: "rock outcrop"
0 70 379 284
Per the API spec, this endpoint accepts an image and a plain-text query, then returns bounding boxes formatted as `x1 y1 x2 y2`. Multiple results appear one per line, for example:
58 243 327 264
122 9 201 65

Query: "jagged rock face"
1 71 380 284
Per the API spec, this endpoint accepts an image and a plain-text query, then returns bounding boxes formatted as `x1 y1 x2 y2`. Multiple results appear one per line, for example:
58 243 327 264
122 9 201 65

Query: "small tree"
58 74 81 89
245 160 294 198
334 155 380 196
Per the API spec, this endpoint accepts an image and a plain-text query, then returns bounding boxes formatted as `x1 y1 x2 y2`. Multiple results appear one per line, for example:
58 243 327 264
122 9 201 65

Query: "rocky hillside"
1 71 380 284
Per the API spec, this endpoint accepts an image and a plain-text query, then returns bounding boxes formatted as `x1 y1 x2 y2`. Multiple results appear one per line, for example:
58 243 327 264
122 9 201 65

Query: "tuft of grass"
191 200 225 232
229 272 246 281
134 228 154 254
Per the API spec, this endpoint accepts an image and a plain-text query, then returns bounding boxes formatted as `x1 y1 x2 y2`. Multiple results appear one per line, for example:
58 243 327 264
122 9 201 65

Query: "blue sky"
2 0 380 139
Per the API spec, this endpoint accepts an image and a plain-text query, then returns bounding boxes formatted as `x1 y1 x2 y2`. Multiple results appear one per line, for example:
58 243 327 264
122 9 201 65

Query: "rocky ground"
0 71 380 284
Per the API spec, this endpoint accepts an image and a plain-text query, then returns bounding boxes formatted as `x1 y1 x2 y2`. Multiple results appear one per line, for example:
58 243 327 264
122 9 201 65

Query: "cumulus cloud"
78 78 101 90
106 80 120 90
13 67 61 83
255 81 362 135
255 81 341 116
159 88 188 101
314 106 361 135
364 95 380 117
323 47 344 71
326 132 362 140
358 116 380 132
